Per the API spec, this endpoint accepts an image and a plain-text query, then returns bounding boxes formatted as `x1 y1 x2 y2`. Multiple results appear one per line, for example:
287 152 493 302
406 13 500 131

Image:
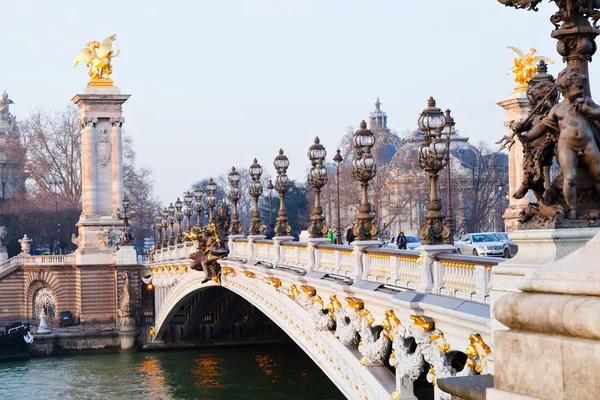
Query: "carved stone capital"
80 116 98 129
110 116 125 128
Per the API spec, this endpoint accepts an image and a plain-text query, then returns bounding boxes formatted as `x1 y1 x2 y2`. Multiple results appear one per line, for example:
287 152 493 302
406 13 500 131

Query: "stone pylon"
71 85 130 265
496 89 534 232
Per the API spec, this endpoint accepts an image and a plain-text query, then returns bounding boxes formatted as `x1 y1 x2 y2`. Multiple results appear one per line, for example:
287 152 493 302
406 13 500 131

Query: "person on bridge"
398 232 407 250
346 224 355 244
327 229 334 243
266 224 275 239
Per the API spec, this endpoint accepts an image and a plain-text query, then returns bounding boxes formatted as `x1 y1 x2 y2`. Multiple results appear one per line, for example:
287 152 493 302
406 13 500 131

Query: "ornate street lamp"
307 137 328 238
417 97 451 245
174 197 183 243
205 178 217 223
267 179 274 226
444 109 456 246
167 202 176 245
154 211 163 250
183 191 193 233
228 166 243 235
161 207 169 248
116 195 133 246
193 184 203 228
274 149 292 237
248 158 265 235
497 180 505 232
333 149 344 244
351 121 377 241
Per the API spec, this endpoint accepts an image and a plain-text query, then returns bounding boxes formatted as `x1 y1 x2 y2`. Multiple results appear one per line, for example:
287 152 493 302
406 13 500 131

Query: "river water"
0 345 345 399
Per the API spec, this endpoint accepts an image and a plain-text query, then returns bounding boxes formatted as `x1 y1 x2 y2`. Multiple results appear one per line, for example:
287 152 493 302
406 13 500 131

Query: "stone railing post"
228 235 245 259
432 259 444 294
306 238 329 271
474 264 490 303
273 235 293 265
416 245 454 292
247 234 266 260
390 256 399 281
351 240 379 280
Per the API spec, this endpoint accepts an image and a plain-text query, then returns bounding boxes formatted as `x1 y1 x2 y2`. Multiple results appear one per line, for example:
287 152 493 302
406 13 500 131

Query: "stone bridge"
146 236 499 400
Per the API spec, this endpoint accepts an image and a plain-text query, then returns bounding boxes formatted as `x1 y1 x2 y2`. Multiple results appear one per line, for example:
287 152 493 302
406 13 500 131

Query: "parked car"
388 235 422 250
59 311 74 327
455 233 504 257
492 232 519 258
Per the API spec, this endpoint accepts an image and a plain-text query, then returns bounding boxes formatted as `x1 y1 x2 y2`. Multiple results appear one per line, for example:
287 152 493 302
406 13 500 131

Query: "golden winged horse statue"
73 34 120 83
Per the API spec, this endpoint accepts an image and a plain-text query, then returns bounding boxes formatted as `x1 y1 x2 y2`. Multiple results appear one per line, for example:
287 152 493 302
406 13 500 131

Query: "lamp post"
351 121 377 241
161 208 169 248
333 149 343 244
228 166 243 235
193 184 203 228
497 180 505 232
174 197 183 243
116 195 133 246
307 137 328 238
49 178 62 254
205 178 217 224
154 211 163 250
167 203 176 245
274 149 292 236
267 180 274 226
417 97 451 245
183 191 193 233
248 159 265 235
444 109 455 246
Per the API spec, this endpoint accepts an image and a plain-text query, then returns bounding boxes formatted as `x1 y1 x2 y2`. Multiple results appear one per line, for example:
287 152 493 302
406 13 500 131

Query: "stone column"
81 117 98 217
496 89 534 232
111 117 125 216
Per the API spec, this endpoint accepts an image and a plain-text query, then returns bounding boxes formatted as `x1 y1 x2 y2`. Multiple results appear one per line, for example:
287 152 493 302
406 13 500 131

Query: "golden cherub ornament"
73 34 120 85
507 46 554 90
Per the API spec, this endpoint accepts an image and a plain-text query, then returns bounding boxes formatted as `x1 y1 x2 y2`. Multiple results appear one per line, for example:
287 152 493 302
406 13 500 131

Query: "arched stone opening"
161 286 290 345
30 284 57 320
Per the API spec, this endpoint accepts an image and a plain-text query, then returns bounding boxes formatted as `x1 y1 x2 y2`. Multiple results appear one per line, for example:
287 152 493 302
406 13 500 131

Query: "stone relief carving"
86 104 122 112
0 226 6 247
97 226 120 248
96 126 112 167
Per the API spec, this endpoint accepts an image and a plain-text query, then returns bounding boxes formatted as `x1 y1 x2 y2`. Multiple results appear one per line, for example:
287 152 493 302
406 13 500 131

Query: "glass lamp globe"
206 178 217 193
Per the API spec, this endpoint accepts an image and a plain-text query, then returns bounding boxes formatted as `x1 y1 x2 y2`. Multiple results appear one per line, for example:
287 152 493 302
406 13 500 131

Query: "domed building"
383 122 508 236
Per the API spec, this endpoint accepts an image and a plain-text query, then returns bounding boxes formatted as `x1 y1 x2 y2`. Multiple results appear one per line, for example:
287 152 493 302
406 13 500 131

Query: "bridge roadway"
146 237 501 400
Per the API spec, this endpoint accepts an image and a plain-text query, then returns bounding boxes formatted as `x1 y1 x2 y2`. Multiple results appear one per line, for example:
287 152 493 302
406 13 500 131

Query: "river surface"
0 345 345 399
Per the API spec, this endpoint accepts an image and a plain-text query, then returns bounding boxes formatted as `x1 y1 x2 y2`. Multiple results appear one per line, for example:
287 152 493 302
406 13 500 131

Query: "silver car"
456 233 504 257
492 232 519 258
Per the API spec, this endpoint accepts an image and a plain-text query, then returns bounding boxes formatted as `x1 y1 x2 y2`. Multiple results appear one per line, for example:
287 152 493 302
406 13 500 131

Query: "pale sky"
3 0 597 203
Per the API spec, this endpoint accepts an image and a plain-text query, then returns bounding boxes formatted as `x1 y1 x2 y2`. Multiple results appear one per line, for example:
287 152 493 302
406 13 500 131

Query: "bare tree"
15 106 82 202
461 142 508 233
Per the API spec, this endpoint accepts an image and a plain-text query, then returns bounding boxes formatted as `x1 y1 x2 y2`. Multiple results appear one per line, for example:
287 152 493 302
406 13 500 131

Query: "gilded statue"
507 46 554 90
73 34 119 82
185 223 229 284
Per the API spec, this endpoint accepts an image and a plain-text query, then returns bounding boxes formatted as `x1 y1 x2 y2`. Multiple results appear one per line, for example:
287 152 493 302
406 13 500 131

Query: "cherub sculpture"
498 62 560 203
522 67 600 219
73 34 119 81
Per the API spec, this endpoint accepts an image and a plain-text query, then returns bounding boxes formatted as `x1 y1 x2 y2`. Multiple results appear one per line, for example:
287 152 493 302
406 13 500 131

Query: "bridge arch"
153 269 393 399
26 280 57 320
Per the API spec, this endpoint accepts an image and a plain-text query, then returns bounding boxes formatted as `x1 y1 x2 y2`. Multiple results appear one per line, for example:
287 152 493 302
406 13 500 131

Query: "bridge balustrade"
0 254 76 275
147 237 501 304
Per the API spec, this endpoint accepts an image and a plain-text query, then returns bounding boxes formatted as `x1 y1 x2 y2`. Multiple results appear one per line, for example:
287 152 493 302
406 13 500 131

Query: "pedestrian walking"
398 232 407 250
346 223 356 244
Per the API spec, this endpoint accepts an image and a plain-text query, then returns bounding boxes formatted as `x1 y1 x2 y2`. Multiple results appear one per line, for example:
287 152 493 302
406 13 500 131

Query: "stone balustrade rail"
148 237 502 304
0 254 76 274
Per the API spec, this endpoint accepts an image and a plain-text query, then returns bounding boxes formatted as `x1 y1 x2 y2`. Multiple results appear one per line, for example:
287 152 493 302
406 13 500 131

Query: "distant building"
0 91 25 206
